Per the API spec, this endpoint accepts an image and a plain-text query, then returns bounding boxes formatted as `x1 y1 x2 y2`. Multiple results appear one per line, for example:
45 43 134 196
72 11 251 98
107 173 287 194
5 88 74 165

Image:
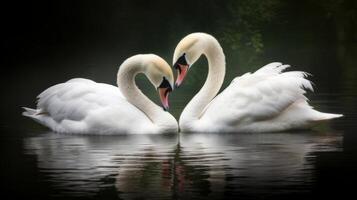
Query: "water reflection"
24 131 342 199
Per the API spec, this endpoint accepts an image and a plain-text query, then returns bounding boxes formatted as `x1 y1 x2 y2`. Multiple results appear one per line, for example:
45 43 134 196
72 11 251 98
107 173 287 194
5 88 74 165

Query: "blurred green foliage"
217 0 356 54
220 0 281 53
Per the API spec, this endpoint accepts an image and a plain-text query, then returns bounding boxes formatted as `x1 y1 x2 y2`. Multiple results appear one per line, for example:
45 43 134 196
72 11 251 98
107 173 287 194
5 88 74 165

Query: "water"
2 89 355 199
7 129 343 200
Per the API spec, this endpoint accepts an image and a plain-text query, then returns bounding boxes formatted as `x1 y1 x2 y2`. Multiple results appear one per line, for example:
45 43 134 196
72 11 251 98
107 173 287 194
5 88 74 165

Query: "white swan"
173 33 342 132
23 54 178 134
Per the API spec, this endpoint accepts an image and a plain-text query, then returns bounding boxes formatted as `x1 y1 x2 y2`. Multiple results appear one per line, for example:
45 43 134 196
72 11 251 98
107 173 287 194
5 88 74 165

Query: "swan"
23 54 178 134
173 33 342 133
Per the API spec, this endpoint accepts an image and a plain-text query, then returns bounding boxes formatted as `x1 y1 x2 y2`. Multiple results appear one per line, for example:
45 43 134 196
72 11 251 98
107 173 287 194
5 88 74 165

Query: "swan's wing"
35 78 127 122
26 78 155 134
24 78 175 134
202 62 313 126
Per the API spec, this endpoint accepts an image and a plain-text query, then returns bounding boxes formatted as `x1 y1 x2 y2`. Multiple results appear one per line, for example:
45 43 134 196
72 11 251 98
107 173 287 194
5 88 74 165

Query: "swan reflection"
24 131 342 198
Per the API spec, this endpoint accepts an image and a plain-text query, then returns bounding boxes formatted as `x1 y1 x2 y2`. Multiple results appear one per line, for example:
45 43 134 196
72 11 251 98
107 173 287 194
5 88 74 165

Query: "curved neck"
117 58 166 125
180 36 226 123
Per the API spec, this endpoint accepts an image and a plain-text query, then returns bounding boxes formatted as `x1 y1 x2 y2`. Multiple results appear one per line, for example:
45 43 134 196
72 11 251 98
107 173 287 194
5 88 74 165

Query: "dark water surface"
21 131 342 199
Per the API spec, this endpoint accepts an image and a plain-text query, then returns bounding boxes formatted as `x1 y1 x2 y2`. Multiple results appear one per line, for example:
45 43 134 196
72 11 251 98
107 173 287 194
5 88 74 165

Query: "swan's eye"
158 77 172 91
174 53 188 70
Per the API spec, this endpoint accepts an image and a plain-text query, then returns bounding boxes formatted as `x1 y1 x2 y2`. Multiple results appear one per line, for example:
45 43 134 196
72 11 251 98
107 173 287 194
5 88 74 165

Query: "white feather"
23 79 155 134
200 63 342 132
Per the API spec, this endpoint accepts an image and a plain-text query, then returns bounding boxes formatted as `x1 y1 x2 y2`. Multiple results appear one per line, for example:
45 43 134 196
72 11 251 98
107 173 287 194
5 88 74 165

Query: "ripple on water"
23 130 343 199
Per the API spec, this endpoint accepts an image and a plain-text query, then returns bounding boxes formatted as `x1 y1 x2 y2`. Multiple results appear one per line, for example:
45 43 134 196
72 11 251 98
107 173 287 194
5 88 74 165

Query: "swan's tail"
22 107 51 127
22 107 47 121
311 111 343 122
22 107 62 132
22 107 38 117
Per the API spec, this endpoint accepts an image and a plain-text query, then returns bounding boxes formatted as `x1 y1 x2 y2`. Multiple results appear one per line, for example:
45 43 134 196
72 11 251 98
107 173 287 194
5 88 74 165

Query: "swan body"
23 54 178 134
173 33 342 133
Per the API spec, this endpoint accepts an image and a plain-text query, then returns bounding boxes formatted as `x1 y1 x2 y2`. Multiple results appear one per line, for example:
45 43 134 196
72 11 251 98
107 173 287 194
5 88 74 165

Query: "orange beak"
159 87 171 111
175 64 189 87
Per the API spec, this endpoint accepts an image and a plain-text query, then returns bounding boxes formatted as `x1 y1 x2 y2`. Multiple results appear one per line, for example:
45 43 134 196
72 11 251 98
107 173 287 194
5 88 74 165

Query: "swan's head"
173 33 207 87
143 55 174 111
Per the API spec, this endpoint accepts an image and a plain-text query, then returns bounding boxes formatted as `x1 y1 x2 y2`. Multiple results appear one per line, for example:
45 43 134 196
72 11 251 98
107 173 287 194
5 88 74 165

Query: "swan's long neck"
117 58 167 126
180 36 226 125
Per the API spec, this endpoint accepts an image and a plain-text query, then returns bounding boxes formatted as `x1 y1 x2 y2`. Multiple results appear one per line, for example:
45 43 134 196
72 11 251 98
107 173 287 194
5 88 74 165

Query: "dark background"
1 0 357 199
2 0 357 123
